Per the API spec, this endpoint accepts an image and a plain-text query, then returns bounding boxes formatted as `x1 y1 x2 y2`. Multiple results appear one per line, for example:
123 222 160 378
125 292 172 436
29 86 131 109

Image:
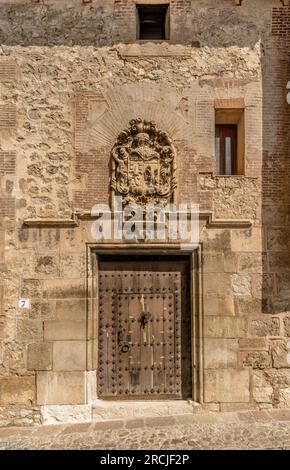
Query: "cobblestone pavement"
1 409 290 450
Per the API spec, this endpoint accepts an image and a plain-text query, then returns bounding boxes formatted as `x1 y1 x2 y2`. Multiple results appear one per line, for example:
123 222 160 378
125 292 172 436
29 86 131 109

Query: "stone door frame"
86 243 203 404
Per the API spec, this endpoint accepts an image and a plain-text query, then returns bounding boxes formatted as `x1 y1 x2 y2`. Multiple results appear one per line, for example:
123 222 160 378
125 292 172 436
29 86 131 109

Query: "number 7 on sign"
19 299 30 309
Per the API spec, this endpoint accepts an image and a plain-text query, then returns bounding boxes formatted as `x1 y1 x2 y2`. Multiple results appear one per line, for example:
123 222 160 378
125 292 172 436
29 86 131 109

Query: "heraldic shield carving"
110 119 177 206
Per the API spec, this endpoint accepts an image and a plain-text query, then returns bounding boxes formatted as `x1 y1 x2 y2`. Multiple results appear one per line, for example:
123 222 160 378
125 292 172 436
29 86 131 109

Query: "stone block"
203 229 231 253
204 369 250 403
0 317 15 342
203 294 235 316
60 228 85 252
36 372 86 405
271 340 290 368
204 339 238 368
219 403 255 412
92 420 124 431
253 387 273 403
252 274 275 297
204 317 247 338
55 299 86 321
0 284 4 317
223 253 238 273
276 273 290 296
37 228 60 253
235 297 262 316
202 254 224 273
272 296 290 315
0 377 35 405
239 338 268 349
269 253 290 272
86 370 97 403
231 274 252 296
259 368 290 387
42 279 86 299
125 418 144 429
242 351 271 369
21 279 42 298
44 320 87 341
231 228 262 253
28 342 52 371
250 318 280 337
60 254 86 279
284 317 290 336
29 301 56 320
279 388 290 407
203 273 231 295
17 319 43 342
52 341 86 371
62 423 92 434
270 409 290 420
35 255 60 278
267 228 289 251
252 370 266 388
263 206 288 226
238 253 264 273
41 404 92 425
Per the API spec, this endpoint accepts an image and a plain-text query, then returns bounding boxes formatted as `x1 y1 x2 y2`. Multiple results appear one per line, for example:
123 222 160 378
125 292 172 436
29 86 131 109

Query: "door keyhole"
139 312 151 329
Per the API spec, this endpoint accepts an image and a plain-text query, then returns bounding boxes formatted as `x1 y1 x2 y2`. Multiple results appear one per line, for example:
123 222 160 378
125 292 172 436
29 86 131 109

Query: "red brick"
125 418 144 429
144 416 176 427
252 410 272 422
237 412 255 422
0 427 34 438
91 420 124 431
270 410 290 421
61 423 92 434
31 424 66 437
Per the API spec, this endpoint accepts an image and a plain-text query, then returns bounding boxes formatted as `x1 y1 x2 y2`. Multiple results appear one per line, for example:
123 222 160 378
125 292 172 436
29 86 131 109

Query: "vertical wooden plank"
151 293 165 396
128 294 141 395
173 275 182 397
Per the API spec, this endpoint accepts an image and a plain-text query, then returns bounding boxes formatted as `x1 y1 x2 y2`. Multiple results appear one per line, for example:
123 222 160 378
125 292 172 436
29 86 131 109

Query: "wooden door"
97 255 192 400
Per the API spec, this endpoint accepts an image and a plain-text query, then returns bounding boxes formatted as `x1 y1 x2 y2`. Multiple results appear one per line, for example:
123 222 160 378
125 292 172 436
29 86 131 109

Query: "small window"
215 125 237 175
136 4 169 40
215 107 245 176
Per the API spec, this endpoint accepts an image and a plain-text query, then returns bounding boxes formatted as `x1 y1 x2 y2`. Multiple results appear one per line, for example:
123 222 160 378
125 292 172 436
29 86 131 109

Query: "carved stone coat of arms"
110 119 177 207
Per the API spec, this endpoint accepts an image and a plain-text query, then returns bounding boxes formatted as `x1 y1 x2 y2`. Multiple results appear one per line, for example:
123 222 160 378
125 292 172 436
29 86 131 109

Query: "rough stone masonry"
0 0 290 427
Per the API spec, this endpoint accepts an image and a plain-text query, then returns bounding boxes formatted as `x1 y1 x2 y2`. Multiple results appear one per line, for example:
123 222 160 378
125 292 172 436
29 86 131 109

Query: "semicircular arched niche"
75 82 192 154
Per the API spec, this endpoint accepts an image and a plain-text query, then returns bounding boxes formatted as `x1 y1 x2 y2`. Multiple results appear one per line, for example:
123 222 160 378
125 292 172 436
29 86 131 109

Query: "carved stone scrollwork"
110 119 177 206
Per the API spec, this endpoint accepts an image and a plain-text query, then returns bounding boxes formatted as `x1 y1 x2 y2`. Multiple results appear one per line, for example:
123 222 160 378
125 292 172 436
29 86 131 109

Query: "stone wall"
0 0 290 425
0 0 279 46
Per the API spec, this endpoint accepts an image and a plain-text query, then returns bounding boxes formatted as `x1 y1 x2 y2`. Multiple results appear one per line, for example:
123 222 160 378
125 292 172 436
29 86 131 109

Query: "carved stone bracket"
110 118 177 207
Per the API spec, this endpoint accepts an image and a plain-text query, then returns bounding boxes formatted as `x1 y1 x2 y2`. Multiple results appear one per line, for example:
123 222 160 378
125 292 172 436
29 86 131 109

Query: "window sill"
136 39 170 43
115 42 191 58
216 174 247 177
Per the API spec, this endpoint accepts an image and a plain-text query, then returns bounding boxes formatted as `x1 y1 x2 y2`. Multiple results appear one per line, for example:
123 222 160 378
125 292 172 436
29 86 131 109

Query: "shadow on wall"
261 30 290 316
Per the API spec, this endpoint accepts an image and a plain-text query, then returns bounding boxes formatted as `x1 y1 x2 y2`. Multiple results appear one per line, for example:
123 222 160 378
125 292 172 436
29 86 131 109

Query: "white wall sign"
19 299 30 309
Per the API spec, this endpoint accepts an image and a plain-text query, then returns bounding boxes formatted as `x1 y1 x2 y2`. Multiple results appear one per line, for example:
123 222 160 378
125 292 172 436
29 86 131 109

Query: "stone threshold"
92 399 198 421
1 409 290 440
40 400 199 425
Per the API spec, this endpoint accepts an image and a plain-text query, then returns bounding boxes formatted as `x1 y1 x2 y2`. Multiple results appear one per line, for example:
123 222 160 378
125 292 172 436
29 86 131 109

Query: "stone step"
92 399 200 421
